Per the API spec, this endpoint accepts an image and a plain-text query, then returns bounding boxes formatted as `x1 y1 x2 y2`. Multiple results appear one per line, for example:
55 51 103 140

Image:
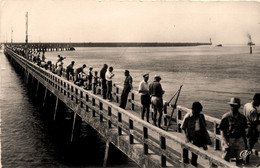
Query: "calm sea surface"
0 45 259 167
46 45 260 118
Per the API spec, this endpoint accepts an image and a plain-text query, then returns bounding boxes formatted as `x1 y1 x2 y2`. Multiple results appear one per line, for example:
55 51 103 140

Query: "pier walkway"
3 46 260 168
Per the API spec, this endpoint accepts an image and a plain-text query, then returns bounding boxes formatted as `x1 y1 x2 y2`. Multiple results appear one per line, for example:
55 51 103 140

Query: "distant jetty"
3 42 212 48
71 42 212 47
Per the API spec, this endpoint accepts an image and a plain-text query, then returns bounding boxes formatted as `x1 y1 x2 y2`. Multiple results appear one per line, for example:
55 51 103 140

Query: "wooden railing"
5 46 238 168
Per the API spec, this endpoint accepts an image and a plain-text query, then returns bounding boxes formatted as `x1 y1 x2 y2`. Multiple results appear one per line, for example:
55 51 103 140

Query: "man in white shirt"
138 74 150 122
105 67 115 101
244 93 260 163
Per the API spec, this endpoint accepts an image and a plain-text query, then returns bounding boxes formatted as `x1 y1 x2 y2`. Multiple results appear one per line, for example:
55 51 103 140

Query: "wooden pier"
4 46 260 168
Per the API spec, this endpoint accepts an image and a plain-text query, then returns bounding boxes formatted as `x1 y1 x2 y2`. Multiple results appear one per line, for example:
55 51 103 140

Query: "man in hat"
66 61 75 81
100 64 108 99
243 93 260 163
219 97 248 164
120 70 133 109
138 73 151 122
149 75 165 128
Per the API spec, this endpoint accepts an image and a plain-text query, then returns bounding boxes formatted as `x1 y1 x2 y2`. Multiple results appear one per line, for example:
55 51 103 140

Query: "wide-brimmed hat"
228 97 240 105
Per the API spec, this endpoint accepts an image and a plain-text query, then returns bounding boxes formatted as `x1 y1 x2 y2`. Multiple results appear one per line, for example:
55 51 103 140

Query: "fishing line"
111 47 128 67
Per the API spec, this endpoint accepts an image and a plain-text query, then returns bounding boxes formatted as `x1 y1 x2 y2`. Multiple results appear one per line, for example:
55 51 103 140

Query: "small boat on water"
215 44 222 47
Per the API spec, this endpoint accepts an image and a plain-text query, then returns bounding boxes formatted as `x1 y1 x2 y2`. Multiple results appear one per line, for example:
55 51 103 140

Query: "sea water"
45 45 260 118
1 45 259 167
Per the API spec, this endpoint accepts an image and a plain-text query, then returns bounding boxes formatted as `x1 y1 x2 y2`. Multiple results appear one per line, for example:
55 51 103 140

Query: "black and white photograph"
0 0 260 167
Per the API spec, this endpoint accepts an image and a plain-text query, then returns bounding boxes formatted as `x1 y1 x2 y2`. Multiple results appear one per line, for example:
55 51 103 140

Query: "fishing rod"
165 70 188 131
166 84 183 131
132 70 155 79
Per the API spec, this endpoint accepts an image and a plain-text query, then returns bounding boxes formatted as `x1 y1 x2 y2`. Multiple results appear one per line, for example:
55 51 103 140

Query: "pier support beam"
43 87 48 107
70 112 77 142
35 80 39 97
54 96 59 121
26 71 30 84
103 140 110 167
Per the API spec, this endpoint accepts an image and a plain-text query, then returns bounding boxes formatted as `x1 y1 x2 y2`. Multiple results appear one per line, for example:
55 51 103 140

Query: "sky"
0 0 260 45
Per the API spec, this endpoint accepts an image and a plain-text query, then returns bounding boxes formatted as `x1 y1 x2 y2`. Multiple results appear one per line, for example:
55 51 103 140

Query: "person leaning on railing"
66 61 75 81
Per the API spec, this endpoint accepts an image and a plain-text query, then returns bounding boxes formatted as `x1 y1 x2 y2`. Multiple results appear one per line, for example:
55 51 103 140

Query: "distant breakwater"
71 42 212 47
3 42 212 48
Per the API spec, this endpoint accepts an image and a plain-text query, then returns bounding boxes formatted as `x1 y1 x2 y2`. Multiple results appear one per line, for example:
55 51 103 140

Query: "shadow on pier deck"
4 46 260 168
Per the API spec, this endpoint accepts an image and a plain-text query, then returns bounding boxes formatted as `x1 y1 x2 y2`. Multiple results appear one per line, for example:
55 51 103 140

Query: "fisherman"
138 73 151 122
66 61 75 81
93 71 99 94
105 67 115 102
55 55 66 68
100 64 108 99
55 55 61 68
181 102 211 167
243 93 260 163
149 75 164 128
73 71 86 87
75 64 87 82
56 57 64 76
42 51 46 61
88 66 93 90
219 97 248 164
119 70 133 109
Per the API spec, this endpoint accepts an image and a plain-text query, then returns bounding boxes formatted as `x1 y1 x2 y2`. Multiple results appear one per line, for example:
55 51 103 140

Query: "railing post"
182 145 189 164
143 127 148 154
118 112 122 135
116 87 119 103
71 86 74 101
92 98 95 117
129 119 134 144
108 107 112 128
131 93 134 111
67 84 70 98
177 109 182 132
163 105 167 126
100 102 103 122
160 136 166 167
86 95 89 112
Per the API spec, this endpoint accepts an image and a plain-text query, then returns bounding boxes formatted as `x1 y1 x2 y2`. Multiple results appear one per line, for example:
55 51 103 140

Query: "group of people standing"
181 93 260 166
99 64 166 129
